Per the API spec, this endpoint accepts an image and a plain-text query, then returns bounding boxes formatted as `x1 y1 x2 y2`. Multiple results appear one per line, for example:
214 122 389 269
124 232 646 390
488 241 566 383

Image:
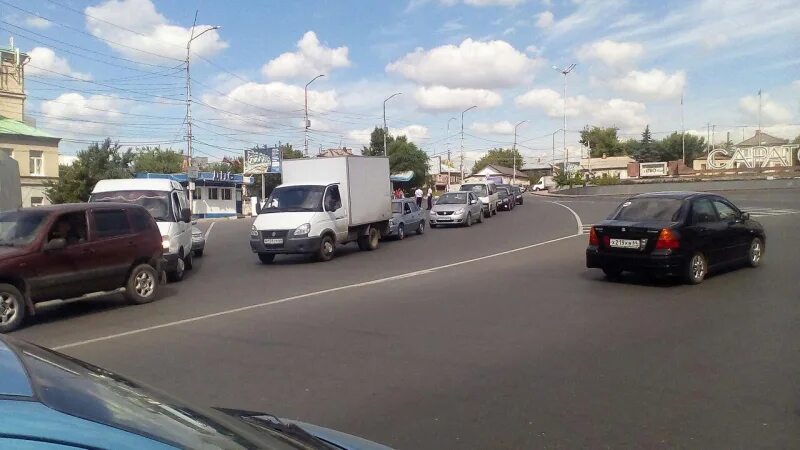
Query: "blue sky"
7 0 800 167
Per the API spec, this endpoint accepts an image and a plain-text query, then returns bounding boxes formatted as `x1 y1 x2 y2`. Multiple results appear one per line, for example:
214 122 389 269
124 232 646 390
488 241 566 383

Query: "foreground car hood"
282 419 394 450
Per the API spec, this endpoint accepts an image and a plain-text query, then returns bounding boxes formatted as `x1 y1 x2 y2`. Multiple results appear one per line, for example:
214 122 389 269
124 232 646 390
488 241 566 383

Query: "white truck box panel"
345 157 391 226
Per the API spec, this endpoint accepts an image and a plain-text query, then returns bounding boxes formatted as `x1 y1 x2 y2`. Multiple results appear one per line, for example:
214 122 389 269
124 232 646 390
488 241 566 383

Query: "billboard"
706 145 798 170
244 147 281 174
639 162 668 177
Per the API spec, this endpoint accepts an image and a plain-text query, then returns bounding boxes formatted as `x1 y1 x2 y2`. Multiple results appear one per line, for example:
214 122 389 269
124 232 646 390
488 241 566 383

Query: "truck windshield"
0 210 48 247
90 191 172 222
461 184 487 196
266 186 325 212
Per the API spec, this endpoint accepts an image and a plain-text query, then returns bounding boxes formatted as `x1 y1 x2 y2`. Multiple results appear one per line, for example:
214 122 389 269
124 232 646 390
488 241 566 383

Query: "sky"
6 0 800 169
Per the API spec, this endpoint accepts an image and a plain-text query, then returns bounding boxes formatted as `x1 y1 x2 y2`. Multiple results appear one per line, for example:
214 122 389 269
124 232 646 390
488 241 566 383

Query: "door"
687 198 727 266
712 198 750 261
29 211 91 302
323 185 348 242
172 191 191 255
403 201 416 230
89 208 137 291
469 192 480 216
235 189 243 215
409 199 424 227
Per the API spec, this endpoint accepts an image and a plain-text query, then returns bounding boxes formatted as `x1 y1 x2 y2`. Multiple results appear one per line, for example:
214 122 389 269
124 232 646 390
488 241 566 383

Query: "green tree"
45 139 133 203
579 126 625 157
387 135 428 188
131 147 183 173
280 143 304 160
361 127 393 156
630 125 663 162
656 132 706 164
470 148 524 173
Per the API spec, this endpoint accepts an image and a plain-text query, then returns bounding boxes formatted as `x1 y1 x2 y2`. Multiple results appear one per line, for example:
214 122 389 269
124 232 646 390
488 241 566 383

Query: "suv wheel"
0 284 25 333
184 251 194 270
167 257 185 282
125 264 158 304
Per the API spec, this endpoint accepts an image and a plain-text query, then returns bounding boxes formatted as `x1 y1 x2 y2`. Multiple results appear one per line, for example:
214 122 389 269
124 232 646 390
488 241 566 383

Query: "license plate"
263 238 283 245
609 238 640 249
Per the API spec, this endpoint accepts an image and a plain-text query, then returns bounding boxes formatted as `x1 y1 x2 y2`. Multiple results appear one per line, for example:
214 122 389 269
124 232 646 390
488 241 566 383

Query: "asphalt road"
12 188 800 449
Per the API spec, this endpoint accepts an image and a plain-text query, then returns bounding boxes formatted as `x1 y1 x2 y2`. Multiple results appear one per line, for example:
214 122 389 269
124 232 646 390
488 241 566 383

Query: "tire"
519 198 524 205
483 208 491 218
492 205 497 216
747 237 764 268
430 223 437 228
416 220 425 235
397 224 405 240
465 213 473 227
0 283 26 333
477 212 483 224
318 235 336 261
193 249 204 257
166 256 185 282
124 264 158 305
602 266 623 280
365 227 380 250
183 251 194 270
258 253 275 264
685 252 707 285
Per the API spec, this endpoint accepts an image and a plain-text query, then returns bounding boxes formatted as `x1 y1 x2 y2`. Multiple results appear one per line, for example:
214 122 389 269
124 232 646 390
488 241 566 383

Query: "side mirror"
741 212 750 221
191 220 198 225
470 199 477 205
43 238 66 252
180 208 191 223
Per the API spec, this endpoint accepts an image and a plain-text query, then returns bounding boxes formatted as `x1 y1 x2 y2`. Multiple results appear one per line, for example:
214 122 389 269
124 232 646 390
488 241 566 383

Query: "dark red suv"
0 203 163 332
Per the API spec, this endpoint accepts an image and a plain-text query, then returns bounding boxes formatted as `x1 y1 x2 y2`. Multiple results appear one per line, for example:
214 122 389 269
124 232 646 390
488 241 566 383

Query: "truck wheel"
492 206 497 216
318 235 335 261
483 208 491 218
0 283 26 333
166 257 185 282
125 264 158 305
258 253 275 264
183 251 193 270
366 227 380 250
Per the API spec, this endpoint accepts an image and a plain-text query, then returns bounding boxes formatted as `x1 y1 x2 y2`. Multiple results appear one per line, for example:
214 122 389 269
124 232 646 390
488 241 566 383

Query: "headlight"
293 223 311 236
250 226 259 237
161 235 170 250
455 208 465 215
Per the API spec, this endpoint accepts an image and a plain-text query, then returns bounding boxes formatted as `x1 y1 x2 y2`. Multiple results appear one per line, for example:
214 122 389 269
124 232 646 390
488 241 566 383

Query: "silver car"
430 191 483 227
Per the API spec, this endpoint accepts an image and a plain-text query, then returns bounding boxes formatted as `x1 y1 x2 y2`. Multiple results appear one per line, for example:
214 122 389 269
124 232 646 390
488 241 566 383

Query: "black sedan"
586 192 765 284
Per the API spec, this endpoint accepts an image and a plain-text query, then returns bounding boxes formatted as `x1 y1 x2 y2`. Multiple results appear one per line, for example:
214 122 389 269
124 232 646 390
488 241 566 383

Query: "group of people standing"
393 186 434 210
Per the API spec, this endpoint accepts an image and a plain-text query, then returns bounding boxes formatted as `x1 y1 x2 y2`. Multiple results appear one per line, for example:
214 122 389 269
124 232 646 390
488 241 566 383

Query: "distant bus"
0 157 21 211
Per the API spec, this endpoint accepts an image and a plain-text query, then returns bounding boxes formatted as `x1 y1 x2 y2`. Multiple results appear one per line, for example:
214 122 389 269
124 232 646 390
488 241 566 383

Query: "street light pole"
185 12 219 213
552 63 576 176
513 120 527 185
446 117 456 191
383 92 402 155
304 74 325 156
551 128 562 176
461 105 477 183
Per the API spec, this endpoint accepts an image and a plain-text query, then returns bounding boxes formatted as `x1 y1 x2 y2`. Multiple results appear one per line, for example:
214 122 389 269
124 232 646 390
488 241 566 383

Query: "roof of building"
0 116 57 140
736 130 789 147
482 164 529 178
318 148 354 157
580 155 635 170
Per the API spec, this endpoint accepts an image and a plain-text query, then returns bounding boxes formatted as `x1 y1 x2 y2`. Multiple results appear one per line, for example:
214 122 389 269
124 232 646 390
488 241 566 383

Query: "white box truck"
250 156 392 263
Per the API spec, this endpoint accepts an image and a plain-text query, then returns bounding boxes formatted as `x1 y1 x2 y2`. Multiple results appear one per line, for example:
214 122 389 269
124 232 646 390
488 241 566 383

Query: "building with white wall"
135 172 253 218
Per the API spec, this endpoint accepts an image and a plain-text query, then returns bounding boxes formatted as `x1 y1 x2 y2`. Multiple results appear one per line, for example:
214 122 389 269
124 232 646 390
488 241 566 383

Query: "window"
221 188 232 200
30 197 44 207
713 200 738 222
48 211 88 245
323 185 341 211
691 199 718 224
129 208 153 232
208 188 219 200
29 150 44 176
93 209 131 238
194 187 201 200
613 198 684 222
404 203 412 214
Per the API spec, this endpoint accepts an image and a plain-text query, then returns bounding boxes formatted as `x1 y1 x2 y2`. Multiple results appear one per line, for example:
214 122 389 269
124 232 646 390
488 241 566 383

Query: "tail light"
655 228 680 250
588 226 599 246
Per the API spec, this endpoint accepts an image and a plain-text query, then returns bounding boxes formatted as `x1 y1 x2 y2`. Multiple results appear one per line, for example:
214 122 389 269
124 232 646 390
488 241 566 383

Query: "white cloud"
550 0 623 36
576 39 643 69
386 38 543 89
26 47 91 80
792 80 800 90
414 85 502 111
611 69 686 100
525 45 543 56
24 16 51 30
739 94 792 125
40 93 124 136
464 0 525 5
515 88 647 130
85 0 227 62
347 128 373 145
535 11 554 28
261 31 350 80
347 125 429 145
470 121 515 134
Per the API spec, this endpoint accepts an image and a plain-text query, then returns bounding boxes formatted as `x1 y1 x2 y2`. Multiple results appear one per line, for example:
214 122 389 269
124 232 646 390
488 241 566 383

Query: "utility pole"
304 74 325 156
757 89 762 132
513 120 527 185
681 92 685 163
552 63 576 175
185 11 219 212
446 117 456 191
551 129 562 176
460 105 477 183
711 124 716 149
706 123 711 153
383 92 402 156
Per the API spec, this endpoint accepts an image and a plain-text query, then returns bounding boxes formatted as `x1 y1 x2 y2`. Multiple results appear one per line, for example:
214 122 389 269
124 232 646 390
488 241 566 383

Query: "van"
459 181 499 218
533 176 556 191
90 179 193 281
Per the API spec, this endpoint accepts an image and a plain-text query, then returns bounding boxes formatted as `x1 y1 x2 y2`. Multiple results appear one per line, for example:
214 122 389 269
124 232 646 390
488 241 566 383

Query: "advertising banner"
244 147 281 174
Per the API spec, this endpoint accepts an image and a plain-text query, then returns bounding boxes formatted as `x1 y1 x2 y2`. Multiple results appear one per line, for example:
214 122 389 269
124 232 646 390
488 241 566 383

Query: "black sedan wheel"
685 252 707 285
602 266 623 280
747 237 764 267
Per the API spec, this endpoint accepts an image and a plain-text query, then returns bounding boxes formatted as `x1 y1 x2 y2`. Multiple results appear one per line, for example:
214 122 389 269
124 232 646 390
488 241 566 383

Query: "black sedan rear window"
612 198 685 222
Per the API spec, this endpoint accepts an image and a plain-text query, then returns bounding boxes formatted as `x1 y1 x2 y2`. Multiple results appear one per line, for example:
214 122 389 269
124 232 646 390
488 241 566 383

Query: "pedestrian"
414 186 423 208
427 186 433 210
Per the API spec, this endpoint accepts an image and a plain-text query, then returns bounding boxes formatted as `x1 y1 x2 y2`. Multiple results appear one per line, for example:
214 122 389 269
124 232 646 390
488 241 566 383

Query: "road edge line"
549 201 583 235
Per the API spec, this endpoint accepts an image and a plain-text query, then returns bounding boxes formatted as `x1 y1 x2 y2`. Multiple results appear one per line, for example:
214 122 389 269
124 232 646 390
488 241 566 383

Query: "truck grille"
260 230 289 239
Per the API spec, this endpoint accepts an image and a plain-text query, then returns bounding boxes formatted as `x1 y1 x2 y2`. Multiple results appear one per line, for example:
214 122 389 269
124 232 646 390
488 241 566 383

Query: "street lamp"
513 120 527 185
304 74 325 156
461 105 477 182
552 63 576 176
185 20 220 211
551 128 562 176
383 92 402 155
446 117 456 190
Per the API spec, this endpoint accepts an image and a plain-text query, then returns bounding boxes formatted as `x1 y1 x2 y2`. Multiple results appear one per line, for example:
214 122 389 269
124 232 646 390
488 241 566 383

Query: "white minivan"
90 178 194 281
459 181 499 218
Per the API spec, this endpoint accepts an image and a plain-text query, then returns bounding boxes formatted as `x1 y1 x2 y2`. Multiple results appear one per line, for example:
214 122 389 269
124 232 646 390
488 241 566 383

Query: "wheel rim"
370 230 379 246
420 222 425 232
398 226 404 239
0 292 18 325
691 255 705 280
134 271 155 297
750 240 762 264
323 239 334 256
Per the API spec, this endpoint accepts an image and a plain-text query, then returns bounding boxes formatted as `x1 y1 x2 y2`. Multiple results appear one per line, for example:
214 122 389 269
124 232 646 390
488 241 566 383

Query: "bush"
592 173 621 186
554 171 584 187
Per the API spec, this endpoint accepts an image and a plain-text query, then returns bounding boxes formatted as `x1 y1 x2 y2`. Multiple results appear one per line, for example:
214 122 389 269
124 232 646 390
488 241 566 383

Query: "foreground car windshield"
612 198 685 222
0 210 48 246
266 186 324 212
437 193 468 205
461 184 487 196
90 190 172 222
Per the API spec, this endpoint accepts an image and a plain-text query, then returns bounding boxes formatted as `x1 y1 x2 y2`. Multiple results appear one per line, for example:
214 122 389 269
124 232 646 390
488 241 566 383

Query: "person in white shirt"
426 187 433 210
414 187 423 208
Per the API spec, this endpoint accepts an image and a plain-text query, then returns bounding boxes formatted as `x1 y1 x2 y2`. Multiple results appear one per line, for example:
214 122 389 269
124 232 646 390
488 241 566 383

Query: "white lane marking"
204 222 215 242
742 207 799 218
549 201 583 235
52 233 583 350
